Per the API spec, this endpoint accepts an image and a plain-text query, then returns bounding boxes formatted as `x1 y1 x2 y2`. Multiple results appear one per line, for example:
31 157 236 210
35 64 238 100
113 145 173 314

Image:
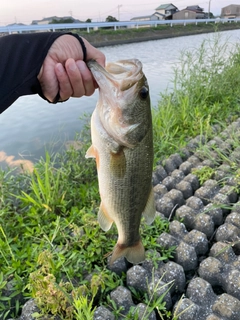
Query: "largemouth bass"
86 59 155 264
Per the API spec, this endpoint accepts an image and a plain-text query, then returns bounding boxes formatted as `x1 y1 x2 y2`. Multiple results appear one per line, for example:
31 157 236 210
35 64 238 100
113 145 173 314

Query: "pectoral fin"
110 149 126 179
142 187 156 225
98 202 113 231
86 145 100 169
85 145 96 158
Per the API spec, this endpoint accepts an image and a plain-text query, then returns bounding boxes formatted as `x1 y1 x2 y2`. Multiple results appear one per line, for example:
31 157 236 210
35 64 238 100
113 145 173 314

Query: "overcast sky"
0 1 235 25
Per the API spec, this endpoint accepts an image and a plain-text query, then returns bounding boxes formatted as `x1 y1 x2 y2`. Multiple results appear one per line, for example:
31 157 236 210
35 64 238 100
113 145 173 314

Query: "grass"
152 33 240 163
1 32 240 319
0 131 173 319
71 21 240 44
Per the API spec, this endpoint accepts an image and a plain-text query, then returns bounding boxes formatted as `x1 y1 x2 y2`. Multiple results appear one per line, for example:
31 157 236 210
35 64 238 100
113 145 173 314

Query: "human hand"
37 34 105 102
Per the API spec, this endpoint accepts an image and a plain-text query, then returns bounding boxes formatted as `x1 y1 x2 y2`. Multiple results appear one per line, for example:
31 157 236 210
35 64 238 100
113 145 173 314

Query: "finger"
76 60 96 96
65 58 85 97
37 62 59 102
55 63 73 100
81 37 106 67
94 51 106 68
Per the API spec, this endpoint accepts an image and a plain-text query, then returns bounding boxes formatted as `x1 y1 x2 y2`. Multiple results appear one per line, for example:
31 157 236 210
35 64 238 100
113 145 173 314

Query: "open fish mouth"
87 58 150 148
87 59 143 92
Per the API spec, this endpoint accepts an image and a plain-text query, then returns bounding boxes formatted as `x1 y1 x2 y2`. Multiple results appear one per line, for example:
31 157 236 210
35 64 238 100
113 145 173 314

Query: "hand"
37 34 105 102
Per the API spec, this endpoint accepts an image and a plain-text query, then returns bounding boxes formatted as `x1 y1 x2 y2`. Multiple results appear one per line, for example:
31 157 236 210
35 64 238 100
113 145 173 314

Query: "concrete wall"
221 5 240 19
173 10 205 20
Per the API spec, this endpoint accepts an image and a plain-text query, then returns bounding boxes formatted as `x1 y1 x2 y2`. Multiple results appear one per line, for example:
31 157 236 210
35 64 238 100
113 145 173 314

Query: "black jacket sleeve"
0 32 70 114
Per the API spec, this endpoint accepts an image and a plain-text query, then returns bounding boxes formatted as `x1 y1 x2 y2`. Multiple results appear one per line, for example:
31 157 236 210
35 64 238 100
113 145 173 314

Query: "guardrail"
0 18 240 34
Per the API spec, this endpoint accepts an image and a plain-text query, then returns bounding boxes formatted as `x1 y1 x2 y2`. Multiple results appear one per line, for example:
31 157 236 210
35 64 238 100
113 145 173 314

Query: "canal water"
0 29 239 167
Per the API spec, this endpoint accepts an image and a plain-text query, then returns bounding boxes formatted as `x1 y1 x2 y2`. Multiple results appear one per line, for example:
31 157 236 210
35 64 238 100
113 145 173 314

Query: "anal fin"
142 187 156 225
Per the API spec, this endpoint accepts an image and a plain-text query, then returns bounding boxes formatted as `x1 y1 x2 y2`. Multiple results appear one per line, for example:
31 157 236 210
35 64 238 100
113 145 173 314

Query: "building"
32 16 82 25
131 3 178 22
221 4 240 19
5 23 27 34
150 12 166 20
155 3 178 19
173 5 206 20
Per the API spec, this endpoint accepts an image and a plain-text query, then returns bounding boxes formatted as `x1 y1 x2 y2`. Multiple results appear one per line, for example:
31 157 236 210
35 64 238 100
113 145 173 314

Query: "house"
150 12 166 20
7 23 26 27
131 3 178 22
173 5 206 20
5 23 27 34
131 12 165 22
131 15 153 22
31 16 82 25
221 4 240 19
155 3 178 18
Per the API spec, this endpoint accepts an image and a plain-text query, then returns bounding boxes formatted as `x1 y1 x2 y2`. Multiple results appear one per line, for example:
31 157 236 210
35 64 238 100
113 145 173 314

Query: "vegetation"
152 33 240 162
192 166 215 185
105 15 118 22
0 130 173 319
79 21 240 45
49 18 75 24
1 33 240 319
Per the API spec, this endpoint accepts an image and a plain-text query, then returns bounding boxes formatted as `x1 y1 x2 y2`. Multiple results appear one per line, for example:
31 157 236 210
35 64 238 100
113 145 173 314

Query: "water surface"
0 29 239 167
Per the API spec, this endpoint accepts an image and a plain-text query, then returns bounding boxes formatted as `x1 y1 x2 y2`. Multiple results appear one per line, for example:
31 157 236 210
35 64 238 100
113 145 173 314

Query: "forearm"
0 32 67 113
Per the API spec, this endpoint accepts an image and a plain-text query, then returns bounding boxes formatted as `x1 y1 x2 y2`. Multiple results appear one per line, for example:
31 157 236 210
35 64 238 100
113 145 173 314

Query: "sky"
0 1 236 25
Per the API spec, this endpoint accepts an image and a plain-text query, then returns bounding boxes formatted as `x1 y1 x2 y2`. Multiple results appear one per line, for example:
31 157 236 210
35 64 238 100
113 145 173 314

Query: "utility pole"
118 5 122 21
208 0 212 19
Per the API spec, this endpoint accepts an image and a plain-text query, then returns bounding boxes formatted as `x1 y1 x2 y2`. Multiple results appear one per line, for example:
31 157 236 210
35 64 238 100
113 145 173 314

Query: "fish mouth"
87 59 143 92
87 59 147 148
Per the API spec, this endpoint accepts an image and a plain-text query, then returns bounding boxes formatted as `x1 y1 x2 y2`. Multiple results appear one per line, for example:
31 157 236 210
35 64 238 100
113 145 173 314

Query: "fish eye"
139 86 149 100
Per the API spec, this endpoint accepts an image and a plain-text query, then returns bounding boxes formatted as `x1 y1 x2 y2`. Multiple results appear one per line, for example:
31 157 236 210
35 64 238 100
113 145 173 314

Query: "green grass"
68 21 240 44
152 33 240 163
0 130 173 319
1 32 240 319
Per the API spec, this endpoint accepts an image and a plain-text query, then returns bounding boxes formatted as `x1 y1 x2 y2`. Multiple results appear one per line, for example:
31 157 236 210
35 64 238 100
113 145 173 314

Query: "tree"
86 18 92 23
105 15 118 22
50 18 74 24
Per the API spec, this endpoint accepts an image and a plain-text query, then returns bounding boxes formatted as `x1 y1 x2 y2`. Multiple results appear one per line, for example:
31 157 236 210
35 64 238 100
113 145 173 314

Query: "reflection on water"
0 29 239 167
0 150 34 172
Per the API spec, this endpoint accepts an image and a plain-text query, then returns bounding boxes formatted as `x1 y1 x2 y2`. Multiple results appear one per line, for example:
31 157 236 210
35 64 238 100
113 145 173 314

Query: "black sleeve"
0 32 71 114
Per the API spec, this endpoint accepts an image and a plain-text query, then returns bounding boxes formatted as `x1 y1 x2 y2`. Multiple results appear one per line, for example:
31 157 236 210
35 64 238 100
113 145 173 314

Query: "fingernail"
68 60 77 71
56 63 64 73
76 60 87 71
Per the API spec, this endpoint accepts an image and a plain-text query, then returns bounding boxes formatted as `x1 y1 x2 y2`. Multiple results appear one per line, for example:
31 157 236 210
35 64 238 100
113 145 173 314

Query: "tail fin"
110 240 145 265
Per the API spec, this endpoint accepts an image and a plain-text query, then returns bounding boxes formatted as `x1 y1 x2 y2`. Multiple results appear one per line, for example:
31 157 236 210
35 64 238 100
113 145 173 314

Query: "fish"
86 59 155 265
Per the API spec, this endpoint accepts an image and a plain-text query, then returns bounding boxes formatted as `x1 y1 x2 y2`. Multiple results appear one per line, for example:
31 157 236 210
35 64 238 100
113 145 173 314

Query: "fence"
0 18 240 34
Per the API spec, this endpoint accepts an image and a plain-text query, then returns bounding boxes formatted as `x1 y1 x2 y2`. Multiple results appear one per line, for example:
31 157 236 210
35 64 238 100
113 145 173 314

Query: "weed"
152 33 240 163
192 166 215 186
126 272 174 320
172 294 194 320
27 251 122 319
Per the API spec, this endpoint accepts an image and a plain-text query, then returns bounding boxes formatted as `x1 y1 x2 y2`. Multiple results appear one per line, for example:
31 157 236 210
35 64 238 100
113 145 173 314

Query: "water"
0 29 239 167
